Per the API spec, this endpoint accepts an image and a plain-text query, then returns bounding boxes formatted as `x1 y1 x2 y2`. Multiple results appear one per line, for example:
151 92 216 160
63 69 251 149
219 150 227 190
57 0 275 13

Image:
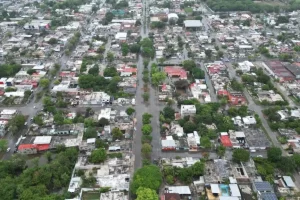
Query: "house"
161 193 180 200
164 66 187 79
257 90 284 102
242 116 256 126
262 61 295 82
180 105 196 116
184 20 203 30
115 32 127 42
228 91 247 105
253 181 277 200
161 139 176 151
238 61 254 73
24 20 51 30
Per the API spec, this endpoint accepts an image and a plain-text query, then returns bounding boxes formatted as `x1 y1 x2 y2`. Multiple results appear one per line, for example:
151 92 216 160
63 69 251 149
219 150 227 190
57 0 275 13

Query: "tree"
217 145 226 157
98 117 109 127
83 127 97 139
151 72 166 87
130 44 140 53
104 67 118 77
267 147 282 163
48 38 58 45
200 136 211 149
107 52 114 62
0 139 8 152
142 124 152 135
88 65 99 75
232 149 250 162
27 69 36 75
8 114 26 134
205 49 212 58
130 165 162 195
163 106 175 120
89 148 107 163
136 187 159 200
183 121 197 133
142 143 152 158
112 128 123 140
143 92 150 102
182 60 196 71
39 78 50 89
33 116 43 126
192 68 205 79
142 113 152 124
121 43 129 56
104 12 114 23
97 45 106 53
126 107 135 115
174 79 189 90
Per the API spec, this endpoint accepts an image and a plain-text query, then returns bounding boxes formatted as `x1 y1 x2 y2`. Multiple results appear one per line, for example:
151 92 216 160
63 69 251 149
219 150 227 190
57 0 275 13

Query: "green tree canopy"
89 148 107 163
136 187 159 200
130 165 162 195
267 147 282 163
232 149 250 162
112 128 123 140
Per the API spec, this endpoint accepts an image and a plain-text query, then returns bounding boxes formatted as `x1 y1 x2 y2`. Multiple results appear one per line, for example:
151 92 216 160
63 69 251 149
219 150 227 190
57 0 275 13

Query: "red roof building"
60 71 76 78
220 135 233 147
18 144 50 154
228 91 247 105
217 90 229 96
164 66 187 79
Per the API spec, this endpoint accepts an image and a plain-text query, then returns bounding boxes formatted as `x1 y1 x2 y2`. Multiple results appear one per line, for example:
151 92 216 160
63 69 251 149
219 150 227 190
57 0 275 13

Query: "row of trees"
150 63 166 87
141 113 153 160
65 32 81 55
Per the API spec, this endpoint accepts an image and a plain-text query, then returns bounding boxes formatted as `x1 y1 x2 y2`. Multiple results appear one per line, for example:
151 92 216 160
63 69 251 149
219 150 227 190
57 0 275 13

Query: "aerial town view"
2 0 300 199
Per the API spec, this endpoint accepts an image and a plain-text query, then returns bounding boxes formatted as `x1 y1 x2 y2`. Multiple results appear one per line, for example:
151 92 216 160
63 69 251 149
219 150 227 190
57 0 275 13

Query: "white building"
98 108 111 120
238 61 254 73
181 105 196 116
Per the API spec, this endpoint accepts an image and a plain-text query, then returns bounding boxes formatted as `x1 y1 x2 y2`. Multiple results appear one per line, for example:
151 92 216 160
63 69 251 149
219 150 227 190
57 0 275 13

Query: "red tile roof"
18 144 50 151
164 66 187 79
220 135 232 147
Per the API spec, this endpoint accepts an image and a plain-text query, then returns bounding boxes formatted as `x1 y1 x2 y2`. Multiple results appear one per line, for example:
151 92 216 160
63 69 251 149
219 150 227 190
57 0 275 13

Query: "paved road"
133 0 149 170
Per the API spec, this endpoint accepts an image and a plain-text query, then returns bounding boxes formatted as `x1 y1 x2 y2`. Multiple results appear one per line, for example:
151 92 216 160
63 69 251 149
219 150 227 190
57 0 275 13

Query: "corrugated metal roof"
283 176 296 188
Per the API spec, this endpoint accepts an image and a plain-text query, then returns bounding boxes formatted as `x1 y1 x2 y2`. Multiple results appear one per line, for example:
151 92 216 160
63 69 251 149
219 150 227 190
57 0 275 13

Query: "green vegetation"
263 106 300 132
130 165 162 195
140 38 155 58
7 114 26 135
136 187 158 200
232 149 250 162
150 63 166 87
162 161 205 184
0 139 8 152
0 148 78 199
89 148 107 163
254 147 300 182
65 32 81 53
0 62 21 78
206 0 282 13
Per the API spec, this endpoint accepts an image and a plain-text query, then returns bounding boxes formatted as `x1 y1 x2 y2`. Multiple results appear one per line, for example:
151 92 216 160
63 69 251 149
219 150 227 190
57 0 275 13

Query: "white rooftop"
33 136 52 144
168 186 191 195
184 20 202 27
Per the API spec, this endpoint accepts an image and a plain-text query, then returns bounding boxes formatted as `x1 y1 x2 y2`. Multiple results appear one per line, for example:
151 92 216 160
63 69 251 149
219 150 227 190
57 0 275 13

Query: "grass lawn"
184 7 193 13
82 192 100 200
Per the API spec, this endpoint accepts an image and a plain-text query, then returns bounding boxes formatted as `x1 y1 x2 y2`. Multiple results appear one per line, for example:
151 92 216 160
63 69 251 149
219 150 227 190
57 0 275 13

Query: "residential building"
180 105 196 116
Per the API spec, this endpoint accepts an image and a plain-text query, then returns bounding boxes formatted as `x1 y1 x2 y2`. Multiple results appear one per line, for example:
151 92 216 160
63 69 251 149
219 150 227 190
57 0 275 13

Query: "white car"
6 147 11 152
